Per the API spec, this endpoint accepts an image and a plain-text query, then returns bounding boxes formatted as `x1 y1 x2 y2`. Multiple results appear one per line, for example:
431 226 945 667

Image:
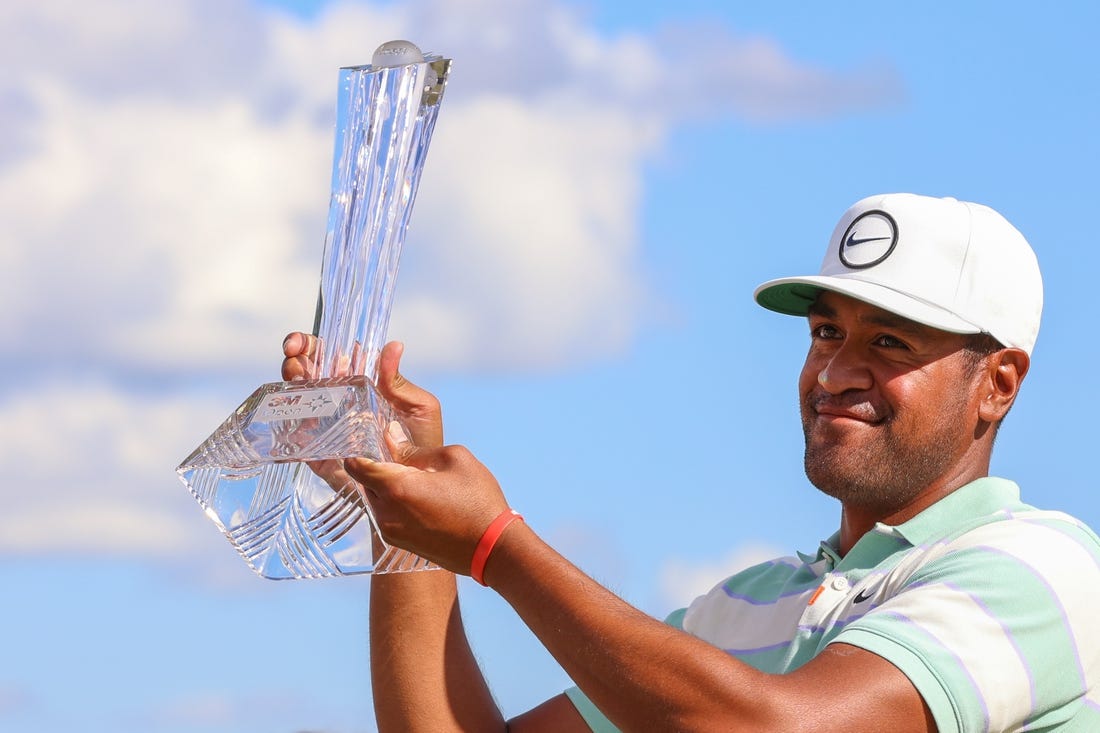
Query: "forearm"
486 523 783 732
370 569 505 732
351 435 932 733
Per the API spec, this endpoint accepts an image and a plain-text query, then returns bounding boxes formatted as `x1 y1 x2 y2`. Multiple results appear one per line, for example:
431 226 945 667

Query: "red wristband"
470 509 524 586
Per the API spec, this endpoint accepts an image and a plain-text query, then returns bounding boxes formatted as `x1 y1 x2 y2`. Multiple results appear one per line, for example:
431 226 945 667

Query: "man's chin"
804 467 847 500
803 445 873 499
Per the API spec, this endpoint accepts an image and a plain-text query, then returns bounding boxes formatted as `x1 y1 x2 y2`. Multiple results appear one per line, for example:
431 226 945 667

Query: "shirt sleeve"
563 686 619 733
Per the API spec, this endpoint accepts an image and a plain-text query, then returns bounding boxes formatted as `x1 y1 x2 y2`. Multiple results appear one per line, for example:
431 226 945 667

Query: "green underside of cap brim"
753 276 984 336
754 281 822 316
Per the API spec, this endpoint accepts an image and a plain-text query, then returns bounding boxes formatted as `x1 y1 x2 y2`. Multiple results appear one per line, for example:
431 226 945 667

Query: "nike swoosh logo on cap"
845 234 892 247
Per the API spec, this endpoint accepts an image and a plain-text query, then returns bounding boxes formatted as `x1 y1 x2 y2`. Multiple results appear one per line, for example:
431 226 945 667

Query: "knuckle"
439 444 468 465
421 393 442 414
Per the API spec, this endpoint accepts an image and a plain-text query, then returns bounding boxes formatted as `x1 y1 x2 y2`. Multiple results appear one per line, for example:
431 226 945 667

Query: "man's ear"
977 348 1030 424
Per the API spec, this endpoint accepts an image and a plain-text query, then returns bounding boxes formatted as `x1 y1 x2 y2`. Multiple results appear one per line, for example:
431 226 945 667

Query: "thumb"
341 422 437 486
377 341 444 448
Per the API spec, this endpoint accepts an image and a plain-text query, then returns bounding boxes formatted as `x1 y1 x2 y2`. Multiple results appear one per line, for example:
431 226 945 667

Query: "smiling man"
283 193 1100 732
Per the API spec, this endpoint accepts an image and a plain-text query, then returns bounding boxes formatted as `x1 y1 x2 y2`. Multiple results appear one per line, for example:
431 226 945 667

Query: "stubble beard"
800 396 967 515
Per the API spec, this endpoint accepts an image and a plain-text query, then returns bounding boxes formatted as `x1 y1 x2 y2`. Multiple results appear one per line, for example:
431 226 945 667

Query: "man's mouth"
809 394 885 424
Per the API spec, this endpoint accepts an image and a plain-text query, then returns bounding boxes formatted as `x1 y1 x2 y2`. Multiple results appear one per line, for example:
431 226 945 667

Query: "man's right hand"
280 332 444 450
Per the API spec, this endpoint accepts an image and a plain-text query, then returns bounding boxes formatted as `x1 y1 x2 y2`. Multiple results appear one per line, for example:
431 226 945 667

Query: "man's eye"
875 335 907 349
811 324 840 339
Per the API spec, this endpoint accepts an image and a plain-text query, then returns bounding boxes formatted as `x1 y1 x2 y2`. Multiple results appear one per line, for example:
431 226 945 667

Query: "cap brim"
753 275 984 335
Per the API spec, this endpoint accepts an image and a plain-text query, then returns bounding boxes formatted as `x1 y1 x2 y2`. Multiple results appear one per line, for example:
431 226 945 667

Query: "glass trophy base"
176 378 433 579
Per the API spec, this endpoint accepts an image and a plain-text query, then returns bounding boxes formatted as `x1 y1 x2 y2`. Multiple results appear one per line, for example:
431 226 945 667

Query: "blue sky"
2 1 1098 731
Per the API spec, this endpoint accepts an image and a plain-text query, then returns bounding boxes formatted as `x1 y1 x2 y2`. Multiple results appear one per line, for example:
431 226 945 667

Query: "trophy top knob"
371 40 426 68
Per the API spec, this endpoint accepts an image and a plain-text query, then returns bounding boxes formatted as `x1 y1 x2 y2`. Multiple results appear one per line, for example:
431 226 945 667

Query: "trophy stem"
315 56 449 380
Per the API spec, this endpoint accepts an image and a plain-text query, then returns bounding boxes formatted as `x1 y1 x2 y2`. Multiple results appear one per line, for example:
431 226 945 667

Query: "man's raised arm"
281 335 585 732
344 424 936 733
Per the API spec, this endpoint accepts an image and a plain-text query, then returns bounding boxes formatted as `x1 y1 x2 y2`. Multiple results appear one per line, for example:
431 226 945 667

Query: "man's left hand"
346 425 512 576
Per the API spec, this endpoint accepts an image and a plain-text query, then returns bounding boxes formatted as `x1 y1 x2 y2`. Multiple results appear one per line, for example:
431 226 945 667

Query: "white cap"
753 193 1043 355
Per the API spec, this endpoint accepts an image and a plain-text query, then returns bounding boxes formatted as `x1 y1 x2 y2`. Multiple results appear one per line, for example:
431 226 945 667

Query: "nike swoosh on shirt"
853 588 876 603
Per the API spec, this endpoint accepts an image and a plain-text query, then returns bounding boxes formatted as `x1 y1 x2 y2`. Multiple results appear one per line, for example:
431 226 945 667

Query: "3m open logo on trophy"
176 41 451 579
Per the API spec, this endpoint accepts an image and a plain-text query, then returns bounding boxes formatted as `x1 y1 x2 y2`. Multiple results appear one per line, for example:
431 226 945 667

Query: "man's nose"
817 344 873 394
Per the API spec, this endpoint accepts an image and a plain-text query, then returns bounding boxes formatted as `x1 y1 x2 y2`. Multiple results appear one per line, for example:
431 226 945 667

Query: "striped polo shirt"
565 477 1100 732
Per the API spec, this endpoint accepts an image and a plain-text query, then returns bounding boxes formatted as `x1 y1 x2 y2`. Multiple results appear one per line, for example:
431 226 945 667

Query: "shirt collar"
799 476 1025 569
798 531 843 572
877 476 1024 547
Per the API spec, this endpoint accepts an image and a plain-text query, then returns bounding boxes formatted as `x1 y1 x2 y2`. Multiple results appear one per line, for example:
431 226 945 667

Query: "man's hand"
281 332 497 572
345 428 511 576
281 332 444 449
282 331 509 576
277 335 519 731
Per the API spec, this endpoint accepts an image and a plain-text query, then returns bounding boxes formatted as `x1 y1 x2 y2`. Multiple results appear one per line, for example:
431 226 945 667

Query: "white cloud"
1 82 327 377
0 381 226 557
640 25 901 123
394 93 656 368
657 542 785 611
0 502 192 555
1 0 901 378
0 0 900 560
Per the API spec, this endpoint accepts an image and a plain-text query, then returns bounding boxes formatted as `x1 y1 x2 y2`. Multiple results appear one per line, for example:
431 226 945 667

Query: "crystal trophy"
176 41 451 579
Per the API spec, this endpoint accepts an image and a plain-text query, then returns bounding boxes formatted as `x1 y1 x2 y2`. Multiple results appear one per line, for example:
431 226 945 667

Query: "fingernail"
387 420 410 445
348 456 375 468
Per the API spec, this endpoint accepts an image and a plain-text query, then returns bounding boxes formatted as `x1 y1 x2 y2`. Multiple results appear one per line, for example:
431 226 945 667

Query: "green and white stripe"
566 477 1100 732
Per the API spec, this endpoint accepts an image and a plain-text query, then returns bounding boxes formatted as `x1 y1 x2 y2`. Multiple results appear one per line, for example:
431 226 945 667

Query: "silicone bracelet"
470 509 524 586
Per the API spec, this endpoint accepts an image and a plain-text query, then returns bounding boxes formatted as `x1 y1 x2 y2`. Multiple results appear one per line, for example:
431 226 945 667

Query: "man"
282 193 1100 731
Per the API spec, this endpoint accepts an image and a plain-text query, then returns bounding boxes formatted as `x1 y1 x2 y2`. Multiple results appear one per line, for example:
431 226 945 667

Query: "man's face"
799 291 985 514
